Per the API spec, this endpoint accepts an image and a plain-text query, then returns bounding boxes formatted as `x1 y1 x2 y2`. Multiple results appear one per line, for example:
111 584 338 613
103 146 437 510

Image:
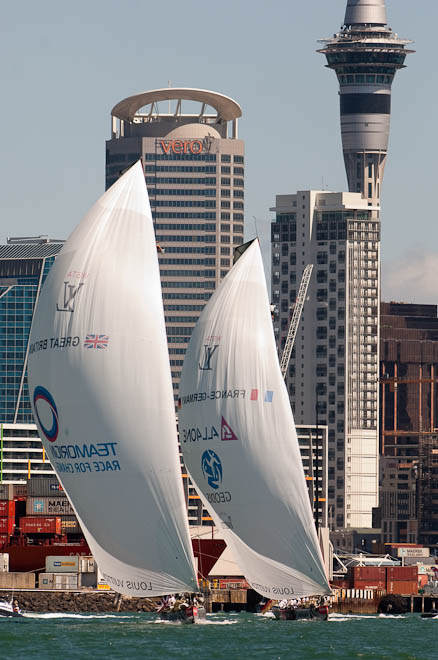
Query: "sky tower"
318 0 414 206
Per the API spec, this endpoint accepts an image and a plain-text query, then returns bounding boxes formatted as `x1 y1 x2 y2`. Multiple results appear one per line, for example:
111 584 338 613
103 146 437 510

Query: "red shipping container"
386 566 418 581
19 517 61 535
353 578 386 590
0 534 10 547
353 567 386 580
387 580 418 596
0 517 14 534
0 501 15 517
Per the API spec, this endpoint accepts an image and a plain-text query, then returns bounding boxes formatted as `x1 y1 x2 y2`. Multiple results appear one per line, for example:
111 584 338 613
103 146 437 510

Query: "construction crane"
279 264 313 380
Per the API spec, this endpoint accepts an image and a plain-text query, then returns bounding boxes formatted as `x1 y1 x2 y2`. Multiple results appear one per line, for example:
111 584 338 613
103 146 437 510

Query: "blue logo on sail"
33 386 59 443
201 450 223 490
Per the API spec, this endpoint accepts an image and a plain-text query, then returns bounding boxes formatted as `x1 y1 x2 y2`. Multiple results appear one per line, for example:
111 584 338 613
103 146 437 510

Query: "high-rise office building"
0 236 63 482
271 191 379 529
106 88 244 527
106 88 244 405
271 1 412 529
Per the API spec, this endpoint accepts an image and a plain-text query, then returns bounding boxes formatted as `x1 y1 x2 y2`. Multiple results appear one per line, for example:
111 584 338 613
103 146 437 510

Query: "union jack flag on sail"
84 334 110 349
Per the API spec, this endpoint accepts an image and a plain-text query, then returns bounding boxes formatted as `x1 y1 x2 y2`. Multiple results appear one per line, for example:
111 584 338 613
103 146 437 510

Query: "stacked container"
386 565 418 595
350 565 419 595
25 477 81 538
38 555 97 589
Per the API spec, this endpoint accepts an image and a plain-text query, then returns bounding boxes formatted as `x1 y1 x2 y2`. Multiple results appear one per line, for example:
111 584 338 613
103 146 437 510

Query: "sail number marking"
181 426 219 443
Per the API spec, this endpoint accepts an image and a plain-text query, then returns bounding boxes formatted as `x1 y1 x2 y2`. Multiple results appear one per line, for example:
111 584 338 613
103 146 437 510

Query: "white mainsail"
179 240 330 598
27 162 198 597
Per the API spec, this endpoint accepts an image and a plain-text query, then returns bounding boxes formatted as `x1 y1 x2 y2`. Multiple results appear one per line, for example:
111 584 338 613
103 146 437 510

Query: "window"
221 189 230 197
317 252 328 265
221 166 231 173
221 224 230 232
221 178 231 185
234 155 244 163
316 308 327 321
221 247 230 255
221 154 231 162
316 364 327 377
221 213 230 220
220 258 230 267
316 327 327 339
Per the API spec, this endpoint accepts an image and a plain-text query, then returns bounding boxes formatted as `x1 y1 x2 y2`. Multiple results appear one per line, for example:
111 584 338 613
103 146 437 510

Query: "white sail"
27 162 198 597
179 240 330 598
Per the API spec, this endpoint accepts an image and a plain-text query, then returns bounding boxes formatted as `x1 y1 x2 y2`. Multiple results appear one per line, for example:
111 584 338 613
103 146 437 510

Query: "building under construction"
380 302 438 545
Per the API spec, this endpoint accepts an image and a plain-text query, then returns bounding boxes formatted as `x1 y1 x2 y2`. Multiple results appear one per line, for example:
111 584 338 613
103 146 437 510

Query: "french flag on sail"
250 389 274 402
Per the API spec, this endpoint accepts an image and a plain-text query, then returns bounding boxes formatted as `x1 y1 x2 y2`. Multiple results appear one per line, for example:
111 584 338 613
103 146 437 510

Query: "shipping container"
0 501 15 517
0 535 10 548
27 478 65 497
387 580 418 595
79 557 96 573
353 567 386 580
0 572 35 589
39 572 79 590
26 497 75 516
0 553 9 572
19 516 62 535
396 547 430 559
60 516 82 534
53 573 78 590
39 573 54 589
353 579 386 590
79 572 97 588
0 485 13 500
46 555 79 573
13 484 27 498
386 566 418 581
0 517 15 535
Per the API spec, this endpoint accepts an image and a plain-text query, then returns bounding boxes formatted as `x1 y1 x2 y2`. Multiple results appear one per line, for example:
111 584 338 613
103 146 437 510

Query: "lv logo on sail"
199 344 219 371
56 281 85 312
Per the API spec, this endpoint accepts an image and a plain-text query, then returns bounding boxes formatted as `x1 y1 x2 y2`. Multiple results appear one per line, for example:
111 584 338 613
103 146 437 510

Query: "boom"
279 264 313 379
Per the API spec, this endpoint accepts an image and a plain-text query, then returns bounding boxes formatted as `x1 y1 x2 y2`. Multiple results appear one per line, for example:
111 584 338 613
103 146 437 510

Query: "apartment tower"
272 1 412 528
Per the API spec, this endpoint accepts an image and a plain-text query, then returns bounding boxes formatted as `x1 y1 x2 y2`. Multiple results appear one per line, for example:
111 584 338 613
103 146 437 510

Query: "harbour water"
0 611 437 660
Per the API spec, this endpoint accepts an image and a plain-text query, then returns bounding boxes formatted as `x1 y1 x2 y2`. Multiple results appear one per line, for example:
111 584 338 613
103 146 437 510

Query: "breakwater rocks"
1 590 158 613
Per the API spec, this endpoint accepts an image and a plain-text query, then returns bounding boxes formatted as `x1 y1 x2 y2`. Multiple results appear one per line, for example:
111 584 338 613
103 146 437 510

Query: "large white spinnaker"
27 162 198 597
179 240 330 599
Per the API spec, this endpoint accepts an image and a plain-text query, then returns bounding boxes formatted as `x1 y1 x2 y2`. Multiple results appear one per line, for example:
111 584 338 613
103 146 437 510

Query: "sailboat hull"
272 606 329 621
159 605 207 624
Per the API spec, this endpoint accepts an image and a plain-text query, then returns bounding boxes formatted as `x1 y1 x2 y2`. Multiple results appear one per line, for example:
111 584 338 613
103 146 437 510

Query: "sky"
0 0 436 303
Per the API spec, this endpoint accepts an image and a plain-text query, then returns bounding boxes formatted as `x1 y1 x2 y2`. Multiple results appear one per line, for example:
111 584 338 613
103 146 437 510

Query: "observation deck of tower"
318 0 414 207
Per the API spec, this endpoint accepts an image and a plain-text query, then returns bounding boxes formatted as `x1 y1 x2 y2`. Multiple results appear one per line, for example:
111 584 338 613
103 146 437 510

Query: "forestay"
179 240 330 598
27 162 198 597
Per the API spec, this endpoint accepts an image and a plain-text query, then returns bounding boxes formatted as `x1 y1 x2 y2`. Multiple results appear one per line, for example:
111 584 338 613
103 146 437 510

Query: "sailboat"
178 239 331 619
27 162 203 622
